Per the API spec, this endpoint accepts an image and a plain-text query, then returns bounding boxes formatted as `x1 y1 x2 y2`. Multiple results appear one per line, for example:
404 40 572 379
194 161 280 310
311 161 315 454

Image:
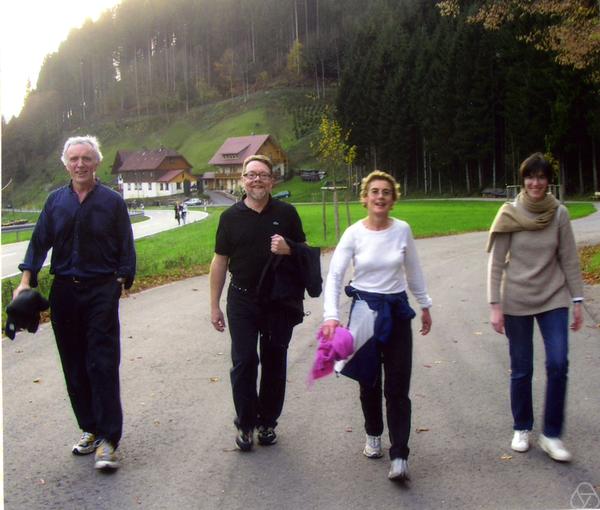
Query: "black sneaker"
257 426 277 446
235 430 253 451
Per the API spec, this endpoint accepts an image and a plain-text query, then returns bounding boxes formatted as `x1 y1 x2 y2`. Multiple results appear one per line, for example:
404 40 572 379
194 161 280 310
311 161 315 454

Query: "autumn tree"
313 112 356 240
437 0 600 80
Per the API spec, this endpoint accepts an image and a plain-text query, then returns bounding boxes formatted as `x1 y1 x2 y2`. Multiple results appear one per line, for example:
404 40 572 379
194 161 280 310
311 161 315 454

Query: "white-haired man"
14 135 136 470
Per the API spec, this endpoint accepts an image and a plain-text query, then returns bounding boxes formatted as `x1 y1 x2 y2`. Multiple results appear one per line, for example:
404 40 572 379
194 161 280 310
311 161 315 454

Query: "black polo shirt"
215 196 306 288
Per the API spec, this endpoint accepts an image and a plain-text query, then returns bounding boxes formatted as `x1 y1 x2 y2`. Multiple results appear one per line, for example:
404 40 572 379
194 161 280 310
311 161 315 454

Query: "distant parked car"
183 198 203 206
272 190 291 199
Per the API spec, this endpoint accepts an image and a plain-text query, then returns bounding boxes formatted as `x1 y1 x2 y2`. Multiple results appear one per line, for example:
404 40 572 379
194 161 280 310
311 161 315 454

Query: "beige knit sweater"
487 203 583 315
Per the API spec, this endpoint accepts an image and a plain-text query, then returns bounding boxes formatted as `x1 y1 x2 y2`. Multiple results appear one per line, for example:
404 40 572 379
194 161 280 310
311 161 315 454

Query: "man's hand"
211 307 226 332
271 234 291 255
13 271 32 300
490 303 505 334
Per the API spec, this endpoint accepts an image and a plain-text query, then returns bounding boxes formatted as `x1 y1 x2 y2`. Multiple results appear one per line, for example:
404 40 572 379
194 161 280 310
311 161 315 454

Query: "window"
127 183 132 191
148 182 152 190
176 182 182 190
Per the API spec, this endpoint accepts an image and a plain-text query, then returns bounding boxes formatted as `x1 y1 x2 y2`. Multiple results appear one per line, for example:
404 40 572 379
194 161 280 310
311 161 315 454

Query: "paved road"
1 209 208 278
2 207 599 510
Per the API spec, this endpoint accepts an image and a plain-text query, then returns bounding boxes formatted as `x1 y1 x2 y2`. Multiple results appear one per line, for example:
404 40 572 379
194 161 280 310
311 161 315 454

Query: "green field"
2 201 595 320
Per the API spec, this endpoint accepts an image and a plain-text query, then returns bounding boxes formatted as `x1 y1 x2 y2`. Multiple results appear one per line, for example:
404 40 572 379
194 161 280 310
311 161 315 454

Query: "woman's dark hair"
519 152 553 184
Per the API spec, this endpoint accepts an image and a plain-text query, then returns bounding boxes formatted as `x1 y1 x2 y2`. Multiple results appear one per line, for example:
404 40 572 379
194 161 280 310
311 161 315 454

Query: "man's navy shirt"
19 181 136 288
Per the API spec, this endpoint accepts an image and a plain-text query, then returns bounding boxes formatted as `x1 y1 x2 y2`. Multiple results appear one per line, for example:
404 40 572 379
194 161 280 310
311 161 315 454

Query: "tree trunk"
322 189 327 241
578 145 584 195
593 139 598 192
465 162 470 194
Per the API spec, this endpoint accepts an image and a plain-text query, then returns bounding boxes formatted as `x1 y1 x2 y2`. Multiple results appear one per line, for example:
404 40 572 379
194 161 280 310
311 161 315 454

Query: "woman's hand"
320 319 340 340
420 308 432 335
570 303 583 331
490 303 504 334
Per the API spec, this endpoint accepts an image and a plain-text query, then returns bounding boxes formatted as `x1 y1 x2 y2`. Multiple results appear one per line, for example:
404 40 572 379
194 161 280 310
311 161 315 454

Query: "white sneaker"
388 458 410 481
363 435 383 458
538 434 572 462
511 430 531 452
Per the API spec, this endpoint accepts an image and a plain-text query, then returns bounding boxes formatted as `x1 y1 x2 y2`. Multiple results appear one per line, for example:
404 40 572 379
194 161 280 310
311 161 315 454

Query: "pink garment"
308 326 354 386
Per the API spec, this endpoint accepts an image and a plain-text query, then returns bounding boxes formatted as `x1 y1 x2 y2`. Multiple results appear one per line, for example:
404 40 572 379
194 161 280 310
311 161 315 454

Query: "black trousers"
226 285 294 432
49 277 123 447
359 317 413 460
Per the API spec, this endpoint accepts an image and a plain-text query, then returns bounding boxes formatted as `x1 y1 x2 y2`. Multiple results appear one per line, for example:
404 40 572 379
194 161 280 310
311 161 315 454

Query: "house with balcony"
204 134 287 192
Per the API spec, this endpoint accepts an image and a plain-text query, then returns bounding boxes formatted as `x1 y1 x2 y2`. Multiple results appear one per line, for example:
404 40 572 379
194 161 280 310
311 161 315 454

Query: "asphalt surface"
2 206 599 510
1 208 209 278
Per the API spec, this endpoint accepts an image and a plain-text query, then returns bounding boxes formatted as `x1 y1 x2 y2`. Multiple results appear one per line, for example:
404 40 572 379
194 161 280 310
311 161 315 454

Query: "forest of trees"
2 0 599 199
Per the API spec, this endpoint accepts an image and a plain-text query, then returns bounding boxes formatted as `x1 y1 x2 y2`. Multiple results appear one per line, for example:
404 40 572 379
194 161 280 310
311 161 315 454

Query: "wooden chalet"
205 134 287 192
112 148 197 200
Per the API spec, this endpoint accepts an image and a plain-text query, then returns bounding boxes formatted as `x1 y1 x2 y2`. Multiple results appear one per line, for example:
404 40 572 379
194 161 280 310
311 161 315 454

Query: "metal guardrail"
1 211 145 237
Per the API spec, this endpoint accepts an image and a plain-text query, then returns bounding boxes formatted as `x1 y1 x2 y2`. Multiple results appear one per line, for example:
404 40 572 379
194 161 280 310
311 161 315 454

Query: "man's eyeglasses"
242 172 272 181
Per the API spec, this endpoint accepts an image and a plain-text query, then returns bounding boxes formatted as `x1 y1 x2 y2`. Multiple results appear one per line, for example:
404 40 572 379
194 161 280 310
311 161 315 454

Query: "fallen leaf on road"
474 331 483 336
434 360 443 364
209 377 220 382
33 378 40 383
217 352 223 356
423 364 432 368
38 479 46 485
500 454 512 460
192 288 199 291
416 428 430 433
345 426 353 432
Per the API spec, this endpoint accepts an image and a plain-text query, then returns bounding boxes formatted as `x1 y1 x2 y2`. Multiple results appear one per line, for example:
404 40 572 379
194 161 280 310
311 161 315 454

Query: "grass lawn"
1 201 596 327
580 244 600 284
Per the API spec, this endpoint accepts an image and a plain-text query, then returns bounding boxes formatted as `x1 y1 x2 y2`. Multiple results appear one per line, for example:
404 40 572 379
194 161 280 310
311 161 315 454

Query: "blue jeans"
504 308 569 438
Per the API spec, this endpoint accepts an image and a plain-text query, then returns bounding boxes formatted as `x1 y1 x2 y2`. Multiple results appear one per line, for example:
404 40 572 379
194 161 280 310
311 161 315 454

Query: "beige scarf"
486 190 559 252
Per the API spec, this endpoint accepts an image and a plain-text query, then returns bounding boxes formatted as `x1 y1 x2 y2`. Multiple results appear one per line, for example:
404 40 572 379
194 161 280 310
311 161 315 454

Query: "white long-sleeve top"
323 218 432 321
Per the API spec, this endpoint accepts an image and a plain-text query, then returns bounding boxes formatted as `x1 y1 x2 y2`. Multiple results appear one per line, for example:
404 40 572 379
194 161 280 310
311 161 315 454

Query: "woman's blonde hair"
359 170 401 205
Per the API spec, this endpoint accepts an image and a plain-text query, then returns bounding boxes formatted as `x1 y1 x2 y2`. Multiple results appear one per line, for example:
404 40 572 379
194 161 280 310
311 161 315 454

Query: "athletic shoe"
257 426 277 446
72 432 97 455
94 440 120 470
388 458 410 481
538 434 572 462
363 435 383 459
235 429 254 452
511 430 531 452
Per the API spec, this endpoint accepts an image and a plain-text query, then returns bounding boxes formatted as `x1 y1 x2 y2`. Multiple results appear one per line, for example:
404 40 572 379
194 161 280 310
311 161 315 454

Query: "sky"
1 0 123 122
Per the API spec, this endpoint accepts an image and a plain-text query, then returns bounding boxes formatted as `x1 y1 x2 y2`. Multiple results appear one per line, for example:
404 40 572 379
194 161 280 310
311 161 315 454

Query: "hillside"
5 88 331 208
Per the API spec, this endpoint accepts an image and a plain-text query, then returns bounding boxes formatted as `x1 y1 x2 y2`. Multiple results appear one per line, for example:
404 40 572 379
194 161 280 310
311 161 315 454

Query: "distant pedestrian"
13 135 136 471
209 155 311 452
321 170 432 481
487 152 584 462
174 202 181 225
181 202 188 225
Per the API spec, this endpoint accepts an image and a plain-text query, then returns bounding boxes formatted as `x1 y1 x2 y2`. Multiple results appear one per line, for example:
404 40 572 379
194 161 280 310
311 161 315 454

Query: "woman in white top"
321 170 432 481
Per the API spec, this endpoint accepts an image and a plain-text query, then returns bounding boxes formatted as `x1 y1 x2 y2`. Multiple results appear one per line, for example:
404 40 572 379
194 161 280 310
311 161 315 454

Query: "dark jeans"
226 285 294 432
504 307 569 438
359 317 413 460
49 277 123 447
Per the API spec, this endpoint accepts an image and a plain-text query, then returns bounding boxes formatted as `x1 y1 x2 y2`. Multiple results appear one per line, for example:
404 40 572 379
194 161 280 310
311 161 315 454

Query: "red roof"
113 148 192 173
208 135 271 166
157 169 185 182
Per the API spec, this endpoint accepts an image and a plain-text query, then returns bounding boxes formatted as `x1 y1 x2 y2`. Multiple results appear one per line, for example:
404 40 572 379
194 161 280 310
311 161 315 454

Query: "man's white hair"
61 135 103 165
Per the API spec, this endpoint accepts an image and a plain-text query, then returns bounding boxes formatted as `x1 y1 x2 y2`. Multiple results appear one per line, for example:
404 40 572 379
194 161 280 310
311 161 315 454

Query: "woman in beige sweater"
487 152 584 463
